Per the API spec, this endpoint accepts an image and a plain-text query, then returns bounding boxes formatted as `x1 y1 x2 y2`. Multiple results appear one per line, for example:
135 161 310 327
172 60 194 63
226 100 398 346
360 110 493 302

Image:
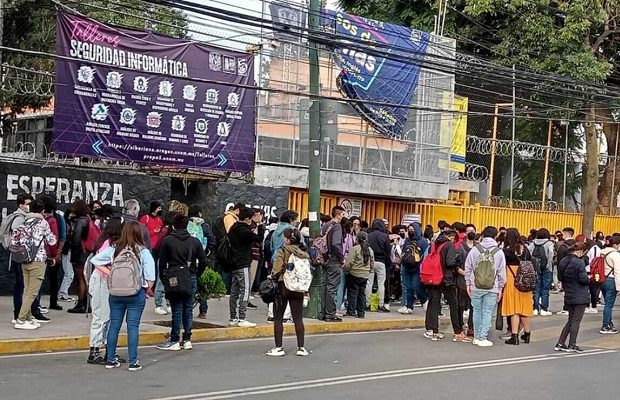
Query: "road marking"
147 349 616 400
0 328 424 359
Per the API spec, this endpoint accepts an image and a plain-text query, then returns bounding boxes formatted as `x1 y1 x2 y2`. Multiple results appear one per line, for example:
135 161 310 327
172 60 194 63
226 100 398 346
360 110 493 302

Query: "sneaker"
114 355 126 364
585 307 599 314
237 320 257 328
154 307 168 315
166 306 172 314
228 319 239 327
284 318 294 325
11 319 16 324
265 347 285 357
423 330 434 339
13 320 39 330
105 360 121 369
181 340 193 350
554 343 569 352
533 309 539 316
600 326 619 334
267 317 274 323
39 306 49 315
33 314 51 323
453 333 472 343
476 339 494 347
472 338 480 346
539 310 553 316
296 347 309 356
28 318 41 328
499 331 513 340
156 341 181 351
556 310 569 316
49 304 63 311
197 312 207 319
87 353 106 365
383 303 391 311
431 333 443 341
247 302 258 310
568 345 584 353
377 306 390 313
128 361 142 371
397 306 408 314
59 296 75 302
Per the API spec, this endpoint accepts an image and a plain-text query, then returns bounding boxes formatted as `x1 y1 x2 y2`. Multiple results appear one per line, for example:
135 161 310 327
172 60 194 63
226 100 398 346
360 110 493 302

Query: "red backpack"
45 215 59 259
590 252 613 284
420 242 447 286
81 219 101 254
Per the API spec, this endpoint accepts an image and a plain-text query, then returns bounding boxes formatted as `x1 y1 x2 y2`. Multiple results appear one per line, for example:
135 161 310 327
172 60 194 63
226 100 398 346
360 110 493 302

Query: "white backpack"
284 253 313 292
108 246 142 296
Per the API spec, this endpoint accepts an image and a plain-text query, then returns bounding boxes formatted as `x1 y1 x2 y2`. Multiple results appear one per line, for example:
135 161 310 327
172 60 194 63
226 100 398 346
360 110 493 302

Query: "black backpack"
401 241 423 269
263 230 275 264
531 242 548 274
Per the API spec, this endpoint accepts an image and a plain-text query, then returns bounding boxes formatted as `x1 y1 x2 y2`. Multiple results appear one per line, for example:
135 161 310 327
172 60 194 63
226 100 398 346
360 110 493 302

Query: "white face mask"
21 204 30 213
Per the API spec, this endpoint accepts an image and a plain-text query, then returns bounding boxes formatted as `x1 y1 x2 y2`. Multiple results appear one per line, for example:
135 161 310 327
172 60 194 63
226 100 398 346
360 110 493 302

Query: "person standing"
11 199 57 330
319 206 346 322
58 206 75 303
529 228 555 316
157 214 208 351
365 219 392 313
67 200 91 314
187 205 217 320
228 207 262 328
465 226 506 347
585 238 603 314
399 223 429 315
456 227 476 337
248 208 265 310
39 194 66 312
599 235 620 334
90 221 155 371
343 231 374 319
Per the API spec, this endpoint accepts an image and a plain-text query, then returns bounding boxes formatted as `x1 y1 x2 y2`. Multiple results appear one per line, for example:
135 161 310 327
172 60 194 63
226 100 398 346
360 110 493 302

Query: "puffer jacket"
558 254 589 305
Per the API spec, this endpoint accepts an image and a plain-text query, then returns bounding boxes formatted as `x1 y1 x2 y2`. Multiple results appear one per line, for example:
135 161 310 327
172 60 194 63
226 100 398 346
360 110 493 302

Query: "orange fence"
288 189 620 235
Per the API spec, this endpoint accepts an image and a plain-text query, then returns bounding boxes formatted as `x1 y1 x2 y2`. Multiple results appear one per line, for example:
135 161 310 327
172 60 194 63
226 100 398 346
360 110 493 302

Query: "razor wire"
1 64 55 97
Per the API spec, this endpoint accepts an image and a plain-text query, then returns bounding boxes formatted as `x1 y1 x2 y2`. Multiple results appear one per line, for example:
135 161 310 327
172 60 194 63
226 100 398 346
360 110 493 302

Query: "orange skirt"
501 265 534 317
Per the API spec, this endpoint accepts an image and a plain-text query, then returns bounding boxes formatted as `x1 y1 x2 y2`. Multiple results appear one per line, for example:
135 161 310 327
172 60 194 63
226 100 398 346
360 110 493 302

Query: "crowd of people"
2 195 619 371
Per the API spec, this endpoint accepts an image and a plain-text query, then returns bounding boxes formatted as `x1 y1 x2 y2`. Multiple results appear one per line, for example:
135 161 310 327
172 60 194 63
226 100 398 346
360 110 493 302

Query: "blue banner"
322 10 430 139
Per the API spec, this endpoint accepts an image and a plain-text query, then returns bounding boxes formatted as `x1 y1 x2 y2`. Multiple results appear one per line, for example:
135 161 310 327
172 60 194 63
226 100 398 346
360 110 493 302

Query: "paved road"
0 313 618 400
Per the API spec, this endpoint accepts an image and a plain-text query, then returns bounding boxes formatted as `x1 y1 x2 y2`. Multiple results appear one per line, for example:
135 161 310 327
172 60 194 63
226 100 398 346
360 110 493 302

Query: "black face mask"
408 232 415 240
399 233 406 239
467 232 476 241
156 210 163 216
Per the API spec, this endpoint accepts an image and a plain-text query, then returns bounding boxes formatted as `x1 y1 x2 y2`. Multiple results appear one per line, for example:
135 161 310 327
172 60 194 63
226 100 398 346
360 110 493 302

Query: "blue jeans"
107 289 146 364
12 261 40 319
170 276 197 343
471 290 496 341
154 277 166 308
601 278 617 328
401 267 415 308
412 269 427 305
533 268 553 311
335 270 346 310
199 299 208 314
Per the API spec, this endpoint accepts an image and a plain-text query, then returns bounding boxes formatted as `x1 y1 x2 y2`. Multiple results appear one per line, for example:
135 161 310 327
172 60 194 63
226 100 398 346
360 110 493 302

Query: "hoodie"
270 221 294 263
158 229 208 278
600 247 620 292
272 244 311 282
528 239 554 272
368 219 391 266
402 223 429 271
435 234 460 286
344 244 375 279
464 237 506 293
228 221 261 269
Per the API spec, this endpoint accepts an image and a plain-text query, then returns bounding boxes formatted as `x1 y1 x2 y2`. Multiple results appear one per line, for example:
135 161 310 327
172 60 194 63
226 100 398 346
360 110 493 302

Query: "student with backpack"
86 217 123 365
398 223 428 315
555 242 590 353
66 200 94 314
456 227 476 337
343 231 374 319
528 228 555 316
10 199 57 330
266 228 310 357
585 238 604 314
89 221 155 371
501 228 534 345
366 219 392 314
464 226 506 347
597 234 620 334
319 206 346 322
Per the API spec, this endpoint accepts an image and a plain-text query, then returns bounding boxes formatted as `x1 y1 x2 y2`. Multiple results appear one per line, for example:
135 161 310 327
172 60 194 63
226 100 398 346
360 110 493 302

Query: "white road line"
147 349 616 400
0 328 424 359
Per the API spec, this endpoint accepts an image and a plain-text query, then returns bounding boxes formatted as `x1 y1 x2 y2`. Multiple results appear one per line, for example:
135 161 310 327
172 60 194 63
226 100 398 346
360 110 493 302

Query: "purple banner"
53 13 256 172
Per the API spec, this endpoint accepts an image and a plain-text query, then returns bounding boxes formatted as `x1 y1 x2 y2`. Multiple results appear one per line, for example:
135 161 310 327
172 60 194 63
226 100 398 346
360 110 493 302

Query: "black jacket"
368 219 391 266
158 230 208 277
228 221 261 270
436 235 459 286
556 239 575 266
558 254 590 305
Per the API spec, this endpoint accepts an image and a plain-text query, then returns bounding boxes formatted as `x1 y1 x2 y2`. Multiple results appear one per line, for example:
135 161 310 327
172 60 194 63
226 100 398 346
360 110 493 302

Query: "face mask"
467 232 476 241
156 210 163 216
399 233 406 239
21 205 30 213
408 232 415 240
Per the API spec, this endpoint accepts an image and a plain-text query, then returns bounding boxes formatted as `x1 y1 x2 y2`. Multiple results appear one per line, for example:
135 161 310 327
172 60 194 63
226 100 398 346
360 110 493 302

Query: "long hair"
94 217 123 253
283 228 307 251
504 228 522 254
114 221 145 258
72 200 91 218
357 231 371 265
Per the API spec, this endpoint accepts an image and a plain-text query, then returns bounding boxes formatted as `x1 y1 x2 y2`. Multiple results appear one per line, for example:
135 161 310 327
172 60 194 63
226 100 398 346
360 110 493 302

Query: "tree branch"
591 29 620 53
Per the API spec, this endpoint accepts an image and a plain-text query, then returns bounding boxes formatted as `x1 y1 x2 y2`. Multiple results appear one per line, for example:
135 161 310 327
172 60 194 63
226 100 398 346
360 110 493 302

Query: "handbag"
163 243 193 297
259 275 279 304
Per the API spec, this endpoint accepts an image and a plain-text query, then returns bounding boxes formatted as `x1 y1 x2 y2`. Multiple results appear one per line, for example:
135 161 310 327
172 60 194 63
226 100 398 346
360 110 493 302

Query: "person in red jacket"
139 201 164 252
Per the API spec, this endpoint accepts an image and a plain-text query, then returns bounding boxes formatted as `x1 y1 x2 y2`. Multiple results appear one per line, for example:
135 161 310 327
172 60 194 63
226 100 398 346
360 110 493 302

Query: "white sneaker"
540 310 553 316
585 307 599 314
463 310 470 318
422 301 428 311
397 306 408 314
11 319 16 324
166 306 172 314
533 309 539 316
476 339 494 347
237 320 257 328
383 303 391 311
181 340 193 350
14 320 39 330
423 330 434 339
472 338 480 346
154 307 168 315
556 310 569 316
228 319 239 327
296 347 309 356
39 307 49 315
266 347 285 356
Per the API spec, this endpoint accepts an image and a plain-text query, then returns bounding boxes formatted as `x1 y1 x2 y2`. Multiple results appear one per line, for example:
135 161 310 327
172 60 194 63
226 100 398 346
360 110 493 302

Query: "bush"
195 267 227 302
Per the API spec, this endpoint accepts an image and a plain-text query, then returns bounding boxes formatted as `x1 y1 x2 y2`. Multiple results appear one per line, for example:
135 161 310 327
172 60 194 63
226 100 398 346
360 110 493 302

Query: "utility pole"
307 0 321 238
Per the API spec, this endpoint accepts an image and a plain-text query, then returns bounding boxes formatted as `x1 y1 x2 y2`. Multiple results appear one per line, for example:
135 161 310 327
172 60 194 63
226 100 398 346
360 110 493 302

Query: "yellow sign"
439 95 468 173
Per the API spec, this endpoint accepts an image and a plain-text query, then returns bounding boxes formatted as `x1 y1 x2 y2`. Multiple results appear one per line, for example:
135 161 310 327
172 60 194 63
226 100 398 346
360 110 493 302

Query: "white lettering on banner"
4 174 125 207
224 202 278 218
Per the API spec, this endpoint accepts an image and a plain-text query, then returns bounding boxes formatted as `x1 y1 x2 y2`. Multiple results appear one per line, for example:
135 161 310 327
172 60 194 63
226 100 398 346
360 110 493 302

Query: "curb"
0 318 427 355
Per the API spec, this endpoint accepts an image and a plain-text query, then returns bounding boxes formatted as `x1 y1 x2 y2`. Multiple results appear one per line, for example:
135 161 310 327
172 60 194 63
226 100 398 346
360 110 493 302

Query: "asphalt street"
0 312 618 400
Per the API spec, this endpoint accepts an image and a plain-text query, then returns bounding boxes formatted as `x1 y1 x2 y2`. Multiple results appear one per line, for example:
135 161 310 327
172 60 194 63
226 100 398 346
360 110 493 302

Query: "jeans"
335 270 346 310
412 270 428 305
425 283 461 334
365 261 386 307
170 276 197 343
18 262 46 321
471 290 497 341
107 289 146 364
320 261 341 319
230 268 250 321
59 252 74 298
601 278 617 328
401 267 417 309
346 275 367 317
558 304 586 347
12 261 40 320
88 272 110 347
154 277 166 308
533 268 553 311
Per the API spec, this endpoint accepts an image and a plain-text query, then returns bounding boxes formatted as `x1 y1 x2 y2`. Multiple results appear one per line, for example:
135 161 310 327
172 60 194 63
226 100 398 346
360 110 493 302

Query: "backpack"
216 235 234 269
473 245 500 290
401 241 423 269
420 242 447 286
45 215 59 259
108 246 143 296
283 252 313 292
309 224 335 267
391 242 402 265
81 219 101 254
263 230 275 264
9 218 45 264
212 216 226 242
531 243 548 274
511 260 537 292
187 219 207 250
590 253 614 284
0 213 24 250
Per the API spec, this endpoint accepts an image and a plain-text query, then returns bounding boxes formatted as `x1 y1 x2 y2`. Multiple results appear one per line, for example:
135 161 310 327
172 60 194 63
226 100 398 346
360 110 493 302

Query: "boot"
505 333 519 345
68 300 87 314
520 331 531 344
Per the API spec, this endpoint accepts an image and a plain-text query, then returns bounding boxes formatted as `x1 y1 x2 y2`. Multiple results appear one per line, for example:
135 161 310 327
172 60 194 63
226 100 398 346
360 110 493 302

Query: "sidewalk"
0 294 432 355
